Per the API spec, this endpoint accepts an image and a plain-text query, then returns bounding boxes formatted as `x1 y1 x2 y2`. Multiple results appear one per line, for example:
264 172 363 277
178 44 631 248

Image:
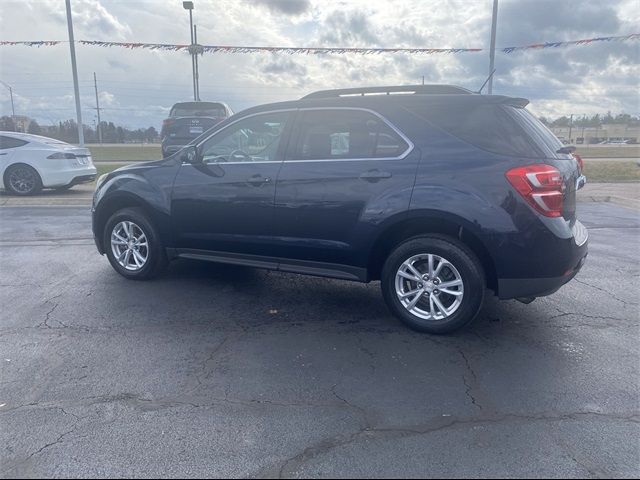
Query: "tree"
0 116 16 131
27 120 42 135
145 126 158 142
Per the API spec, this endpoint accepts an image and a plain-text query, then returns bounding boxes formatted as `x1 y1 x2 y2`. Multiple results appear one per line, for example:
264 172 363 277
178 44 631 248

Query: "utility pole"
65 0 84 145
0 80 15 119
487 0 499 94
421 75 425 85
93 72 102 144
568 113 574 143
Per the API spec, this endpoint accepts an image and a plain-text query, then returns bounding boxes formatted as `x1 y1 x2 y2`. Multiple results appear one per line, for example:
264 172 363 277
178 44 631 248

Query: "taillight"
161 119 174 136
572 153 584 172
505 164 564 217
47 152 76 159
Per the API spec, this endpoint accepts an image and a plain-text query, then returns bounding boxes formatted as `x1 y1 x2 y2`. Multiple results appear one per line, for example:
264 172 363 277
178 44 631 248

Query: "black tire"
4 164 42 196
381 235 485 334
103 207 168 280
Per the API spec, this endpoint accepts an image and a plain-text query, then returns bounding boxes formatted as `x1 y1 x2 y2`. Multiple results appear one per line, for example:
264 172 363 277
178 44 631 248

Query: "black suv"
160 101 233 158
93 85 588 333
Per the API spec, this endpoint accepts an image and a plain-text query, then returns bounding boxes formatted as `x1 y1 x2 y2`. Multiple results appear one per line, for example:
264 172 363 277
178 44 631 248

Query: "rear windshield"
170 102 227 117
408 103 554 158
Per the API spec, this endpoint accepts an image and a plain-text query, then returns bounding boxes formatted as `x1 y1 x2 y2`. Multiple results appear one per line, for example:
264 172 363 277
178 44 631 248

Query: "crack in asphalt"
573 279 639 307
1 409 81 477
254 411 640 479
3 394 639 478
457 348 483 411
187 330 247 394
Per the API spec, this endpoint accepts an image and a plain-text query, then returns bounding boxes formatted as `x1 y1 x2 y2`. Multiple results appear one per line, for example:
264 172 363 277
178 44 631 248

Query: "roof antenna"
477 69 496 94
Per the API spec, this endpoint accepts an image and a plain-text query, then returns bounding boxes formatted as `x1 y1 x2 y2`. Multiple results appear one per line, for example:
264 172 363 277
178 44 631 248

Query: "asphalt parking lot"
0 202 638 478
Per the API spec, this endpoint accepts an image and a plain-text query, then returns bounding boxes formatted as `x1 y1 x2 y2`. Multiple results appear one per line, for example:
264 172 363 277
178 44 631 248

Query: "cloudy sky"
0 0 638 129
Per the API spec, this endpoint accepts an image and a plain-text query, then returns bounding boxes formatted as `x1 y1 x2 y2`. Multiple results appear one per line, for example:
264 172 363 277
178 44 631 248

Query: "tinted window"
171 102 228 117
200 111 289 163
410 103 544 158
507 106 564 157
292 110 409 160
0 136 28 149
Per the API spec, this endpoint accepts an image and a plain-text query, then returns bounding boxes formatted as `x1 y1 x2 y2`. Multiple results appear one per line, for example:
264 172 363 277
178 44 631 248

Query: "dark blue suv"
92 85 588 333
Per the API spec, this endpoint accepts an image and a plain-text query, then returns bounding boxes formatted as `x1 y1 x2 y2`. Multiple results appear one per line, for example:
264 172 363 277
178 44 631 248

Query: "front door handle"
247 174 271 186
360 169 392 182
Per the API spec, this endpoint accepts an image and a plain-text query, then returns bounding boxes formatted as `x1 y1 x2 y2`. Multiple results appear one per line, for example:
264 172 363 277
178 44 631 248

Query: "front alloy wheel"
110 221 149 271
103 208 167 280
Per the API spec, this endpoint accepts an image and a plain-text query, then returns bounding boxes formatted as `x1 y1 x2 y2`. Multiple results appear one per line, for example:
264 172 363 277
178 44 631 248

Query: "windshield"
170 103 227 117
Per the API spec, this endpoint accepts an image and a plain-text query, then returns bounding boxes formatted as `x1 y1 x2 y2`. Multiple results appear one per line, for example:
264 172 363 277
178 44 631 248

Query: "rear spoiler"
483 96 529 108
502 97 529 108
556 145 577 154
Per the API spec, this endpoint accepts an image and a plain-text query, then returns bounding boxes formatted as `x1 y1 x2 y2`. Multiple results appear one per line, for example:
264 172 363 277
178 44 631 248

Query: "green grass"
582 160 640 183
96 163 128 177
88 144 161 162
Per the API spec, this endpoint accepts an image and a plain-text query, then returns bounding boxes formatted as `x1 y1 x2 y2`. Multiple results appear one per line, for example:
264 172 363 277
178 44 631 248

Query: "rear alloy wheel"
5 164 42 196
394 253 465 321
103 208 167 280
381 235 485 334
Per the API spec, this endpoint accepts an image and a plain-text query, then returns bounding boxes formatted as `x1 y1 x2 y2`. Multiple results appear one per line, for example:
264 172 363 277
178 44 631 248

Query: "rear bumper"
42 165 97 187
497 252 587 299
65 174 96 187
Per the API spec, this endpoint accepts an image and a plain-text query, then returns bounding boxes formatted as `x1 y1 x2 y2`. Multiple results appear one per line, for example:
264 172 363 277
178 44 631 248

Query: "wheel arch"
94 192 163 254
367 211 497 291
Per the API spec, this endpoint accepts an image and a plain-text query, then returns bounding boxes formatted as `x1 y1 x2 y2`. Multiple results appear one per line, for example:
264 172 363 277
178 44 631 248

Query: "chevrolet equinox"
92 85 588 333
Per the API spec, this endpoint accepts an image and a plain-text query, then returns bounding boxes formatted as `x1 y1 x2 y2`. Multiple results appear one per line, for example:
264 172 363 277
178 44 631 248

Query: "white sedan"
0 131 97 195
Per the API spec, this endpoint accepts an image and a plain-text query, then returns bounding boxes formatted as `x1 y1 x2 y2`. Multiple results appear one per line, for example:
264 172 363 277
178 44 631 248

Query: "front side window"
292 110 409 160
200 111 290 163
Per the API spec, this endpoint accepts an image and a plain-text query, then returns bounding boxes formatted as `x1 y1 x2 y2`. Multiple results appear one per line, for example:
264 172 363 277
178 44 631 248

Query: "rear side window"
0 136 28 149
292 110 409 160
508 106 564 156
409 103 544 158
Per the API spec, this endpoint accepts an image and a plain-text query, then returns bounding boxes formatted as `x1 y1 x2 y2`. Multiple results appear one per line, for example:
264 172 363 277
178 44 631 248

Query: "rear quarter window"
408 103 545 158
0 136 28 149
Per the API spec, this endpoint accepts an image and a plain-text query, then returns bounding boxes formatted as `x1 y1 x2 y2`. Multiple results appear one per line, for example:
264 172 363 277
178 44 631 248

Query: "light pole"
487 0 499 94
65 0 84 145
183 1 198 102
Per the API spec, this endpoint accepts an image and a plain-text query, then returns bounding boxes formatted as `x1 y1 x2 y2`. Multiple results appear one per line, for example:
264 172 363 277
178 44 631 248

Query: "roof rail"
302 85 473 99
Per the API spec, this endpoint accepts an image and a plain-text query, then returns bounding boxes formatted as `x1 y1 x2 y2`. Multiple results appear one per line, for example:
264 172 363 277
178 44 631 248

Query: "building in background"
550 124 639 144
11 115 30 133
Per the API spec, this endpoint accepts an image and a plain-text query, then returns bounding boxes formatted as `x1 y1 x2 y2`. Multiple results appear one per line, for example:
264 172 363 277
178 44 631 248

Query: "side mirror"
180 145 200 164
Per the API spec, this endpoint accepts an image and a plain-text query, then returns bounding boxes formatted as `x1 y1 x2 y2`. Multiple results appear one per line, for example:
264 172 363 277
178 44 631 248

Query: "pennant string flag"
1 33 638 55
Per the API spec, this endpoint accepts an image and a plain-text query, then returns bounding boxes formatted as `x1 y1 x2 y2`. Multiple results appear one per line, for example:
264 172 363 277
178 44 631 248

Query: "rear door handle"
247 174 271 186
360 169 392 182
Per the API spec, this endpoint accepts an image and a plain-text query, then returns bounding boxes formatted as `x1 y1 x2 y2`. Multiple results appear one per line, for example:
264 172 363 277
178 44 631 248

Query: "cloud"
252 0 311 16
0 0 637 130
320 9 380 46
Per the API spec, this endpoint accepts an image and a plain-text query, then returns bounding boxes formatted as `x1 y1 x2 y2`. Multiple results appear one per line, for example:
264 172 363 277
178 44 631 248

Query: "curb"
578 194 640 211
